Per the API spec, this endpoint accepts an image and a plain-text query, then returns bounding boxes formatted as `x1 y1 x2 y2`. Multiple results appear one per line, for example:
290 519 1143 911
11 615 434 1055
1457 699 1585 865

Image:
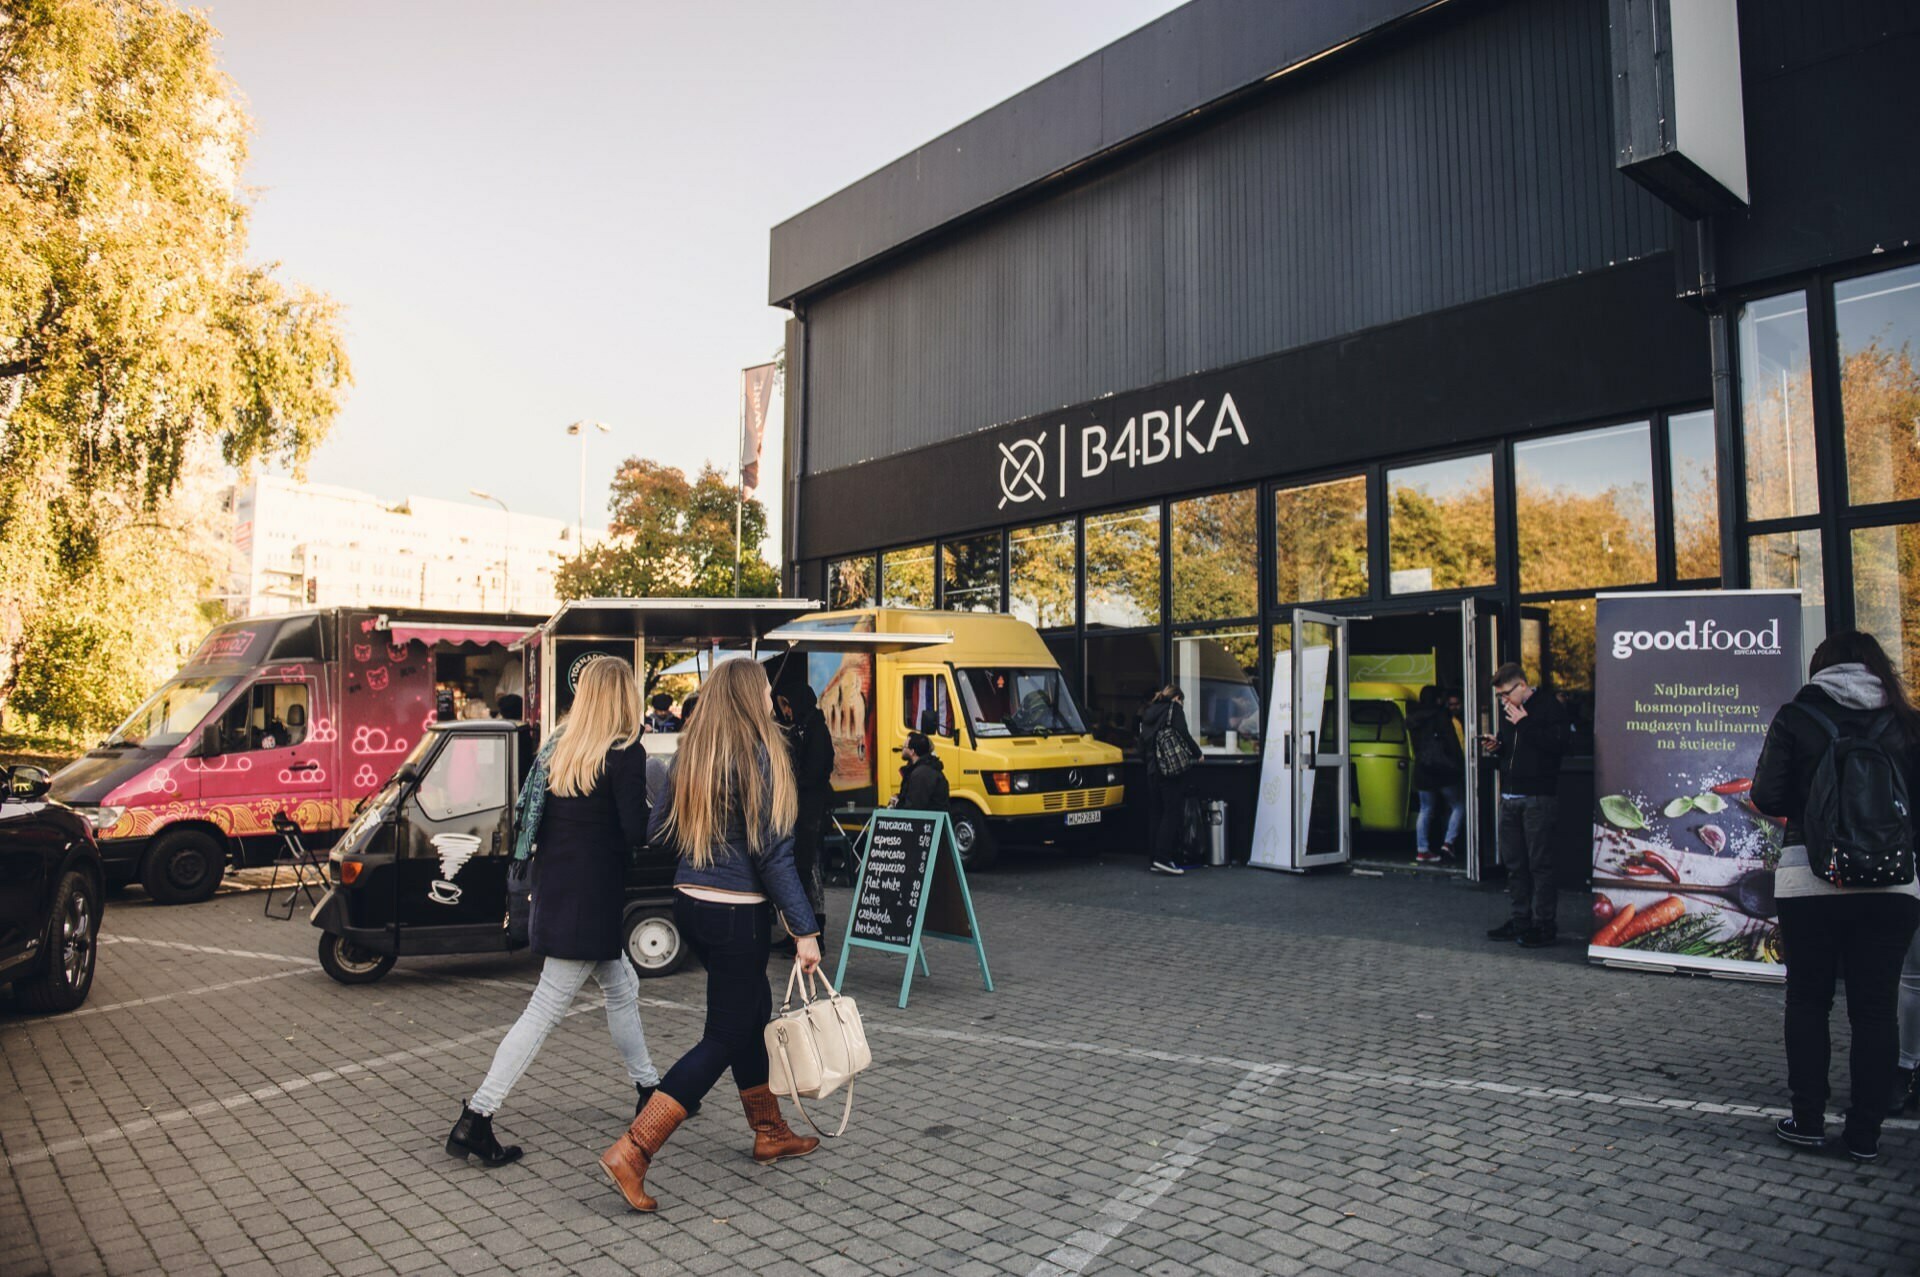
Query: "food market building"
768 0 1920 873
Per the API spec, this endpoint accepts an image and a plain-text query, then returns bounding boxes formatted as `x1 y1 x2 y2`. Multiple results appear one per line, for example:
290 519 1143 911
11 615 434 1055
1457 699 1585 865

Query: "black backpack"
1795 703 1916 889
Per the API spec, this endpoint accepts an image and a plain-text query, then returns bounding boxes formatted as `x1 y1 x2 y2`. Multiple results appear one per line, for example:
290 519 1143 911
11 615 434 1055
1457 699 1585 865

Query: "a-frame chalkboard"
833 809 993 1009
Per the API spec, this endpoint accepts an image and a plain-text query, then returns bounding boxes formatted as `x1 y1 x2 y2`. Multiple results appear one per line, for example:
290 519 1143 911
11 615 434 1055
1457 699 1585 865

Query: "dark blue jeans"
1779 893 1920 1133
1498 795 1558 929
658 895 774 1107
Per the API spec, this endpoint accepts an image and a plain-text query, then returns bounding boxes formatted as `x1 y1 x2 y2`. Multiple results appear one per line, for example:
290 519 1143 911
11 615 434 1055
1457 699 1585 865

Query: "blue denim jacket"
649 754 820 937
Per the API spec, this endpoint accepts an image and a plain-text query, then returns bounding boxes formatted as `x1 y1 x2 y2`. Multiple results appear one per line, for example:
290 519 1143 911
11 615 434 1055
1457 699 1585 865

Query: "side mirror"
393 763 419 787
918 710 942 735
7 765 51 802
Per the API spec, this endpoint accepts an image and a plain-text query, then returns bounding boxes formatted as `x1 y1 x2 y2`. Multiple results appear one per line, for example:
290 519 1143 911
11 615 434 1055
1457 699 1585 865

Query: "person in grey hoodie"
1752 630 1920 1162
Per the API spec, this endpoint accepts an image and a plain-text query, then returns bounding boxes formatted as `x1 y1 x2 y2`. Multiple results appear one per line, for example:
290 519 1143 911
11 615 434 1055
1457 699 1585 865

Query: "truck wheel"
317 932 395 985
949 804 998 872
14 871 100 1014
141 829 226 905
623 906 690 977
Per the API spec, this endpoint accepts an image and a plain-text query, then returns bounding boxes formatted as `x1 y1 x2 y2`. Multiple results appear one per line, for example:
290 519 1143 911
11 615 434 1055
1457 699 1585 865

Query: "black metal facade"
795 0 1677 477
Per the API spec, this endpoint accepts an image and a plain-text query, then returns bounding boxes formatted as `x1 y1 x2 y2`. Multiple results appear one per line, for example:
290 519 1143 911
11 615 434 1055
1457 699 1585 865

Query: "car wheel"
623 906 690 977
15 871 100 1014
317 931 395 985
949 804 998 872
141 828 226 905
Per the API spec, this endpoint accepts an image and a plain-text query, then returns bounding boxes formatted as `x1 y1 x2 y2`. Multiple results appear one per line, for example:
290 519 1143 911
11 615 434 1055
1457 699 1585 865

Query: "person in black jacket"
1140 685 1201 876
1752 630 1920 1162
894 733 950 811
777 683 835 941
1407 685 1466 865
448 657 660 1168
1479 662 1568 947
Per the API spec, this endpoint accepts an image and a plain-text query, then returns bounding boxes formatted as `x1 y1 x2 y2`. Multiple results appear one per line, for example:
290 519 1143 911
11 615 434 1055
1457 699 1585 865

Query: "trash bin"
1206 799 1228 866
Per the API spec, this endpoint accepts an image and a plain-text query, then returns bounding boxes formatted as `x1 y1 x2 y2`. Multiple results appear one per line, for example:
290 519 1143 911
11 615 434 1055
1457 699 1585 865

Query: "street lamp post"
469 489 510 617
565 420 611 547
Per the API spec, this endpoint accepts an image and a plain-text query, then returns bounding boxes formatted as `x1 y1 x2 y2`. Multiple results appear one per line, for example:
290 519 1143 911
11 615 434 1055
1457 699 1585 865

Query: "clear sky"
206 0 1184 550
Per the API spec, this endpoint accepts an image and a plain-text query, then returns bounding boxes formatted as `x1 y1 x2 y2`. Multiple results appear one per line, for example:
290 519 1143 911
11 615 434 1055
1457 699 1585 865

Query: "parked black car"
1 764 104 1012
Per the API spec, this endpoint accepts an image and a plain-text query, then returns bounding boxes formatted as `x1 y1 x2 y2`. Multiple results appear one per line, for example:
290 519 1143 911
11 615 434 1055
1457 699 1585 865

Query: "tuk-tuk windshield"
104 676 238 748
956 668 1086 737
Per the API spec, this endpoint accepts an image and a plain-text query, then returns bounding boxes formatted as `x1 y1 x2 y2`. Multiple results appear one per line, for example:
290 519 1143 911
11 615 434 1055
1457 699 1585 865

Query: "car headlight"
80 805 126 833
1106 766 1121 786
1012 772 1032 793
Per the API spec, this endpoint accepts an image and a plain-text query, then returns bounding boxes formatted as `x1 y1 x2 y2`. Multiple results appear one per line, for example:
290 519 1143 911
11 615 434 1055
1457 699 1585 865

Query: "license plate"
1065 811 1101 827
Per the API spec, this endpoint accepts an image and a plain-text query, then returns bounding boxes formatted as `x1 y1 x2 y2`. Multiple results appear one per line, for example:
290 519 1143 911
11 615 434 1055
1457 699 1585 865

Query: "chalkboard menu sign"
835 808 993 1008
851 813 936 948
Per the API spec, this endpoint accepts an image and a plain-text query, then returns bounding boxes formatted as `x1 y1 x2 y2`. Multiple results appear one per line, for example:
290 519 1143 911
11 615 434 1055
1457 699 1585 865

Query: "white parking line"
98 935 316 965
65 967 313 1019
1029 1069 1272 1277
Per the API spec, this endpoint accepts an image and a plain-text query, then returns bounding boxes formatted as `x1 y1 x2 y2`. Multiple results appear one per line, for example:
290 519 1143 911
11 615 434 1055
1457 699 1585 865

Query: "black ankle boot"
635 1083 655 1117
446 1102 523 1167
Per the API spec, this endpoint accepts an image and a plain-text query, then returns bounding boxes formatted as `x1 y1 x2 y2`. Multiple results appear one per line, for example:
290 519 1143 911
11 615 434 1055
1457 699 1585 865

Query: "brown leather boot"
599 1091 688 1211
740 1084 818 1163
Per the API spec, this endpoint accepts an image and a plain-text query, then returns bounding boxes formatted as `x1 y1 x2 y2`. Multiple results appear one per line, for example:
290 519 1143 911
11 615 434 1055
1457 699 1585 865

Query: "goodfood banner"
1590 590 1803 977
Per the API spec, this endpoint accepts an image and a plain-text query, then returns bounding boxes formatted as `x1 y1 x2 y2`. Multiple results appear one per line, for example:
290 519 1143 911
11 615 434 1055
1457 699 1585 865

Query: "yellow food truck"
769 608 1126 870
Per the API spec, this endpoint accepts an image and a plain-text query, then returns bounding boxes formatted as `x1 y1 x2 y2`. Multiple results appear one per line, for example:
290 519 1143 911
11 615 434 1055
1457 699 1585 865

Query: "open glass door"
1461 598 1502 881
1291 610 1349 868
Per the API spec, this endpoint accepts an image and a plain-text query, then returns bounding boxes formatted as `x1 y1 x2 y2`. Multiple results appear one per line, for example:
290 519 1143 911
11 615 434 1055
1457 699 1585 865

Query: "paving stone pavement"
3 850 1917 1276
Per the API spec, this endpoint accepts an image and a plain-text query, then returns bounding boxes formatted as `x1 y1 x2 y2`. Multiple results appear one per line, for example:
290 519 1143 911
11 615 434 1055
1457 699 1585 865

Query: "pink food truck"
50 607 539 904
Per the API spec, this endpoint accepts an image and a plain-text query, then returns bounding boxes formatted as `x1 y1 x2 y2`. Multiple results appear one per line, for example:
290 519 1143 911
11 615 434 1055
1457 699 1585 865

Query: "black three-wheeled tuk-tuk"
309 598 832 984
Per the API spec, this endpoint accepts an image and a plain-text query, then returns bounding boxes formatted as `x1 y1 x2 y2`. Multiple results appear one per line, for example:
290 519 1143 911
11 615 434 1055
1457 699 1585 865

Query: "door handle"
288 761 320 773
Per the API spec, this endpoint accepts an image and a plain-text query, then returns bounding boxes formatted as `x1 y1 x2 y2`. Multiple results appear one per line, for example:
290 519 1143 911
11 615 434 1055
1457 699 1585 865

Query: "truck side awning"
539 598 824 644
385 622 535 647
762 627 953 654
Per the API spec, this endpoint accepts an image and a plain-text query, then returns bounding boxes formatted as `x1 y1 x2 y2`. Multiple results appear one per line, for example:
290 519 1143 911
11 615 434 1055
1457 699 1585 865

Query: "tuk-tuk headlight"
339 859 364 885
1012 773 1032 793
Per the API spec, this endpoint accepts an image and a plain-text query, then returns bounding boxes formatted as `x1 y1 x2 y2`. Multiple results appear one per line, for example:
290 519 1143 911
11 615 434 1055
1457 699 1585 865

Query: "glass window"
900 673 955 737
416 734 509 821
1738 291 1819 521
828 556 875 610
1851 524 1920 680
1541 598 1597 751
1669 410 1722 581
105 676 237 748
1083 632 1162 750
1085 505 1161 628
1171 489 1257 623
1349 701 1407 745
954 667 1087 738
1836 263 1920 507
941 533 1003 613
1514 424 1656 592
1173 627 1262 754
1010 521 1076 629
210 682 311 754
1274 475 1369 604
1748 529 1827 661
1387 455 1496 594
269 615 323 662
880 545 934 610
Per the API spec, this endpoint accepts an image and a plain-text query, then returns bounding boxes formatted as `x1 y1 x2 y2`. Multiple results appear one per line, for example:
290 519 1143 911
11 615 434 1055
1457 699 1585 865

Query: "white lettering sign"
1004 392 1253 508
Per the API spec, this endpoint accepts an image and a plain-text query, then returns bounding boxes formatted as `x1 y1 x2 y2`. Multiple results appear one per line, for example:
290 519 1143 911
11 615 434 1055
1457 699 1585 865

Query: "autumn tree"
0 0 350 736
556 459 779 600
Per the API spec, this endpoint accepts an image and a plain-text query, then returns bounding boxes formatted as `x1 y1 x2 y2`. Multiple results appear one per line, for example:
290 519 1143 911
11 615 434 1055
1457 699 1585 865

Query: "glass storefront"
1274 474 1368 604
1010 520 1076 629
1083 631 1161 750
1170 489 1257 623
1668 409 1720 582
1851 523 1920 679
1173 626 1261 754
1085 505 1161 628
1835 262 1920 508
828 555 876 609
1387 454 1495 594
1738 291 1819 522
1748 528 1827 660
941 532 1003 612
1513 423 1656 593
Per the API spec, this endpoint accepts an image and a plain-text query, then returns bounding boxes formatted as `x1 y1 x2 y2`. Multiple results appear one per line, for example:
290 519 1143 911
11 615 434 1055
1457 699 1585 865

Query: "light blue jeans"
470 956 659 1116
1415 785 1465 854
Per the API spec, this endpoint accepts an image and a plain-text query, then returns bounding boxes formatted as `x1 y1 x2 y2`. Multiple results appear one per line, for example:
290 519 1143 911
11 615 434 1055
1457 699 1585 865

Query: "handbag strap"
774 1026 856 1139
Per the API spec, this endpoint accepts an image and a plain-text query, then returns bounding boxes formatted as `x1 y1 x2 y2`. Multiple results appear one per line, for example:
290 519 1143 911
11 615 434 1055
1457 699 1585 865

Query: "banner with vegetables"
1590 591 1803 976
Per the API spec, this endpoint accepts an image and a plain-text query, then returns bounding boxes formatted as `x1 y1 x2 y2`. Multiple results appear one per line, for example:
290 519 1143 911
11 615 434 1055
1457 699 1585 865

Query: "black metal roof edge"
768 0 1449 306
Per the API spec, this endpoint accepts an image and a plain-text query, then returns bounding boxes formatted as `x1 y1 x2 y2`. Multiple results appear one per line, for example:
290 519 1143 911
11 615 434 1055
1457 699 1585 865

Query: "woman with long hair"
599 658 822 1212
1753 630 1920 1162
445 657 661 1167
1407 685 1466 865
1139 684 1201 876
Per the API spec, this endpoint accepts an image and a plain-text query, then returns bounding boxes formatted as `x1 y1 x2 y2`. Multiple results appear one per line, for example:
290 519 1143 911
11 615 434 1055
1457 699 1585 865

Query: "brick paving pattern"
4 855 1917 1275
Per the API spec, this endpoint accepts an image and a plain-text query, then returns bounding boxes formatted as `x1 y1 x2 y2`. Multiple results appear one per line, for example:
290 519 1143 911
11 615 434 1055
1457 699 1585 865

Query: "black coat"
1752 683 1920 849
897 754 950 812
783 684 835 818
1484 688 1568 796
529 742 649 961
1406 704 1464 789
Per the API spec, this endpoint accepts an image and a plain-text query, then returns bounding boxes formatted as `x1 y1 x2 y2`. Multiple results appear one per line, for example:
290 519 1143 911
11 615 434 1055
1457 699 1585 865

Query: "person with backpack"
1139 685 1201 876
1752 630 1920 1162
1406 685 1465 865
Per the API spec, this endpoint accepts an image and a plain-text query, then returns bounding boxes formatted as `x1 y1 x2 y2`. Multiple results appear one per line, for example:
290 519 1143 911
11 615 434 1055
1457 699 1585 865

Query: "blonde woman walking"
446 657 661 1167
600 657 821 1211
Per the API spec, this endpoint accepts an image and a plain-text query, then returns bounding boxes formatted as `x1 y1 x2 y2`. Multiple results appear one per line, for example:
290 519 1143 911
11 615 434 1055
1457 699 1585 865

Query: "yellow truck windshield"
956 668 1085 737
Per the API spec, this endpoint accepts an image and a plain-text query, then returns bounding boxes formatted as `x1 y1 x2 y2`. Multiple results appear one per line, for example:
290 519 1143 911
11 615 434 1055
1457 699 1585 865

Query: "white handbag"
764 964 872 1137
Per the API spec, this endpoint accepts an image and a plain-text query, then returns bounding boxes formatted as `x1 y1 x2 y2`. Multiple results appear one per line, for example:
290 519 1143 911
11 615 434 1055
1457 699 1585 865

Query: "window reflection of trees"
1852 524 1920 681
881 545 934 609
941 533 1002 612
828 556 876 609
1388 456 1496 593
1171 489 1257 623
1085 505 1160 628
1739 292 1820 522
1514 424 1657 594
1668 411 1721 581
1836 264 1920 507
1274 475 1368 605
1010 520 1076 629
